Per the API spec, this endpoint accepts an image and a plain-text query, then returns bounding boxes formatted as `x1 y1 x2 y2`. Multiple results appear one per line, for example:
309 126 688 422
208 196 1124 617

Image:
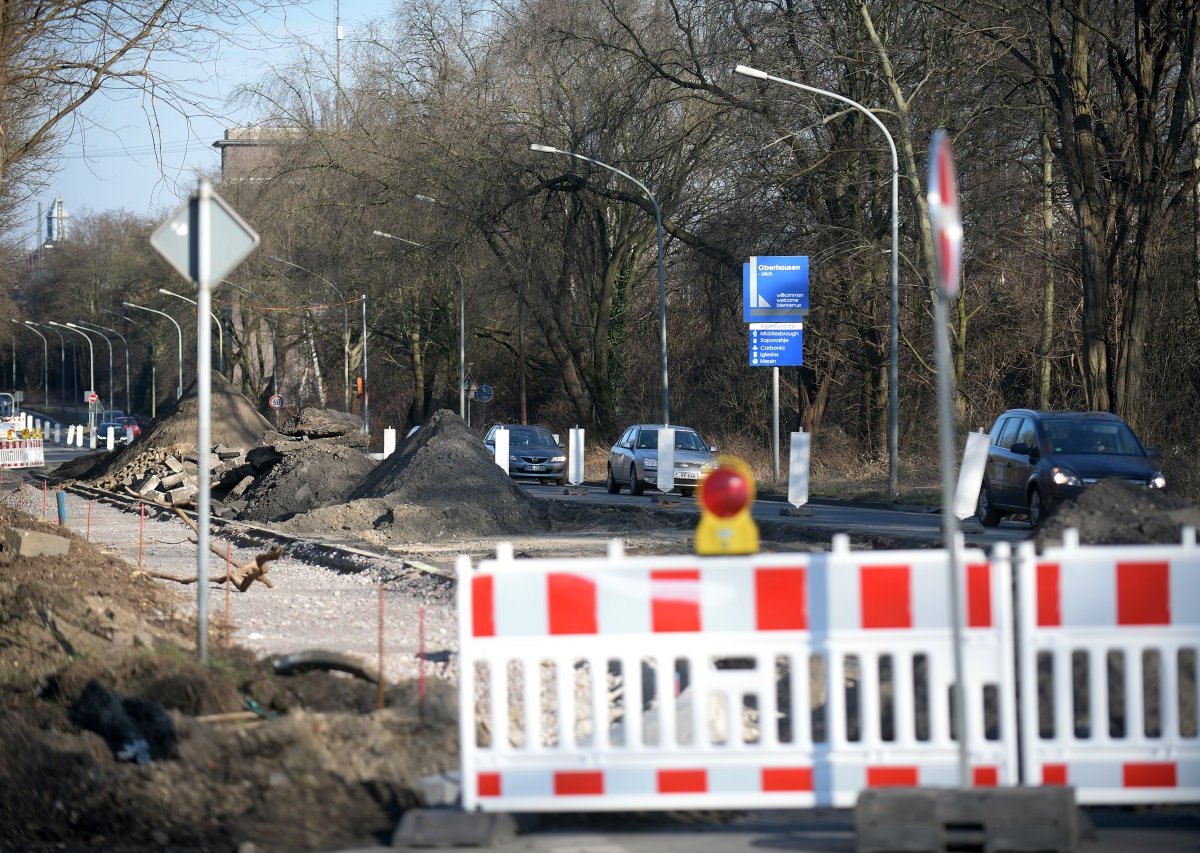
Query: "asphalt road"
518 481 1032 549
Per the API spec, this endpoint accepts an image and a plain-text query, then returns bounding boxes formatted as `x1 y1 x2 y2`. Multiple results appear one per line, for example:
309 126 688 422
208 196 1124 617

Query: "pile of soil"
55 371 273 487
1036 479 1200 547
238 408 377 522
0 499 457 851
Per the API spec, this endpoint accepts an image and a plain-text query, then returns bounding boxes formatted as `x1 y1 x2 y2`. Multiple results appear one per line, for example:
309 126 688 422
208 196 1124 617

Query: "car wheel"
976 484 1001 527
1027 488 1046 528
606 465 621 494
630 470 645 496
555 473 568 486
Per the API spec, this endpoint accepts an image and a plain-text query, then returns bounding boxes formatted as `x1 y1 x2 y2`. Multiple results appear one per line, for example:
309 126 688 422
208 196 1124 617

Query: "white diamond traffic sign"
151 187 259 285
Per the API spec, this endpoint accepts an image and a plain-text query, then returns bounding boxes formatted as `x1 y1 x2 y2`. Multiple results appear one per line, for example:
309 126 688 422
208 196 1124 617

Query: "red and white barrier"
458 536 1018 812
1015 529 1200 804
0 438 44 468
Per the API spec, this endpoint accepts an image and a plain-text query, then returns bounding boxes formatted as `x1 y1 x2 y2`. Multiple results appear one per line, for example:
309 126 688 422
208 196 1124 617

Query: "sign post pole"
152 177 259 665
927 130 967 787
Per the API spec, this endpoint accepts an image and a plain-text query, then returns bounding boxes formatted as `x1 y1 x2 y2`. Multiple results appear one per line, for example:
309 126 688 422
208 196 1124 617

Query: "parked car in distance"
607 424 716 496
977 409 1165 528
97 414 140 444
483 423 567 485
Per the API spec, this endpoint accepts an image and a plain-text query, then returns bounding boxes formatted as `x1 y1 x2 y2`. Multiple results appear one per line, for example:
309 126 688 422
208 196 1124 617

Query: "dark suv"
483 423 567 485
977 409 1165 527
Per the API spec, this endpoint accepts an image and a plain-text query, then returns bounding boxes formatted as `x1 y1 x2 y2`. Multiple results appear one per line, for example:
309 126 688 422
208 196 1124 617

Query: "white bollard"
53 424 60 444
105 426 115 451
384 427 397 458
66 424 74 445
89 427 96 450
125 425 134 444
568 427 585 485
76 425 84 448
494 427 510 473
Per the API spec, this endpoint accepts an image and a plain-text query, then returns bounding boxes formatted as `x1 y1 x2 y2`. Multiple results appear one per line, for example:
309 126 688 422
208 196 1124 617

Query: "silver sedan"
606 424 716 496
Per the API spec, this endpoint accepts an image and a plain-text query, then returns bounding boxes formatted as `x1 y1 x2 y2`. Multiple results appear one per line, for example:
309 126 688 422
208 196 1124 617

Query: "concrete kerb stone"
3 527 71 557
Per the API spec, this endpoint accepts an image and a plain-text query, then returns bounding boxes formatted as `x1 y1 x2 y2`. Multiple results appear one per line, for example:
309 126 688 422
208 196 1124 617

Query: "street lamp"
77 320 130 414
124 301 183 399
530 143 671 425
159 288 225 373
267 255 350 413
30 322 66 406
68 323 113 413
50 321 95 425
733 63 900 500
11 320 47 405
103 309 156 419
372 230 466 420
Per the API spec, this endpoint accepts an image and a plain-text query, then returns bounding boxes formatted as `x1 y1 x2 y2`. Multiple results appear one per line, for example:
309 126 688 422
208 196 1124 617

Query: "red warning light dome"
699 463 751 518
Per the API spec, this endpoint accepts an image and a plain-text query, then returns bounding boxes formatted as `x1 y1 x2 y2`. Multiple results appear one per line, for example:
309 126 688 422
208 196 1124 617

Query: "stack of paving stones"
126 444 251 515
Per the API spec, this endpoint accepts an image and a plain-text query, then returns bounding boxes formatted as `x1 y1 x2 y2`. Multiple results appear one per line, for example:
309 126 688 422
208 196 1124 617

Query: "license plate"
676 470 699 479
527 465 545 472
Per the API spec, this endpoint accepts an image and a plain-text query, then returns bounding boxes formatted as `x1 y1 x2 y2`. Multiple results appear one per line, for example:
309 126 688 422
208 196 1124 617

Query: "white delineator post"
656 427 675 493
788 430 811 507
383 427 397 458
953 431 990 520
568 427 585 486
494 428 510 474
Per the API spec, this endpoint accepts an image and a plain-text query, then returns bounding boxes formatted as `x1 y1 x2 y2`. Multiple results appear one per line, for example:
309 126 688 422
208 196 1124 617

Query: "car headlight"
643 457 657 468
509 454 521 462
1051 467 1082 487
1150 472 1166 489
552 455 566 463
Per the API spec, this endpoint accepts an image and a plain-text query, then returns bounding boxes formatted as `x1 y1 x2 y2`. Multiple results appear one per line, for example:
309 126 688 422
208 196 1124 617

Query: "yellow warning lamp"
695 455 759 555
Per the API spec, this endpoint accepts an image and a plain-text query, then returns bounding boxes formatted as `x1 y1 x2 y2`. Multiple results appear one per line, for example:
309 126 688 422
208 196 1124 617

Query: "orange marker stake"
42 479 47 518
86 500 92 542
138 504 145 570
377 584 386 711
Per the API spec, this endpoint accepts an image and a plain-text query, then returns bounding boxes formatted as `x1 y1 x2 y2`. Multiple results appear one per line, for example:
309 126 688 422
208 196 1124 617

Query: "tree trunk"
1037 108 1056 410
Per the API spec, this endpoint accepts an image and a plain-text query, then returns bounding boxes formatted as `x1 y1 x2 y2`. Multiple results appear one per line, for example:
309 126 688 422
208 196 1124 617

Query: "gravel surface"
15 485 459 686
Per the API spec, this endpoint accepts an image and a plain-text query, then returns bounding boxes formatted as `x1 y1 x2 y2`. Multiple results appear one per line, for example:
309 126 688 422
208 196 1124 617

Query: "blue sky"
21 0 394 248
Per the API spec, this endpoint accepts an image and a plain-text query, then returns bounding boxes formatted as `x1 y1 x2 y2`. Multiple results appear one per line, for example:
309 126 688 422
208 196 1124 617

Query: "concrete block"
4 527 70 557
855 786 1079 853
392 809 515 848
414 772 461 807
164 456 184 474
214 444 243 460
167 485 197 505
228 475 255 499
159 472 188 489
135 474 161 495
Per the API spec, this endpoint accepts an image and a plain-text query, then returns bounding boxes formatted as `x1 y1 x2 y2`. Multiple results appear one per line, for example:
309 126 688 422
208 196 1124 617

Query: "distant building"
45 197 67 244
212 126 304 179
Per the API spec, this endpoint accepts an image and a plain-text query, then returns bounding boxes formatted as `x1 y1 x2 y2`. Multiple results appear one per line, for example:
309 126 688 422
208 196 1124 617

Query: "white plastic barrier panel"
954 431 990 520
383 427 397 458
788 430 811 507
0 439 44 468
568 428 585 486
494 427 510 474
1016 529 1200 804
458 536 1017 813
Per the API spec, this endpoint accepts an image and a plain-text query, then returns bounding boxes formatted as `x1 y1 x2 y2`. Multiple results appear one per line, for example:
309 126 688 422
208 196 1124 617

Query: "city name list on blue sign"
749 322 804 367
743 256 810 323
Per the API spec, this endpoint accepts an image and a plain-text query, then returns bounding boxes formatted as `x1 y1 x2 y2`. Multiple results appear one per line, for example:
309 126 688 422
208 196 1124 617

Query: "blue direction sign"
749 322 804 367
743 256 809 322
474 384 494 403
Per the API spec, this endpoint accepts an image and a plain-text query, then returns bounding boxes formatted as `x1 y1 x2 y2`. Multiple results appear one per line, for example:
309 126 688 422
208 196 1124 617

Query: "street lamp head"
733 64 768 80
529 143 561 154
158 288 171 296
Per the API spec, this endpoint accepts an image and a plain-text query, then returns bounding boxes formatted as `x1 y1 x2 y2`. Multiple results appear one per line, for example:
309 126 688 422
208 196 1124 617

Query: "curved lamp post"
103 309 156 419
267 255 350 413
30 322 66 406
50 321 95 425
68 323 113 413
372 230 465 420
530 143 670 425
733 64 900 500
124 301 183 399
11 320 47 405
159 288 225 373
77 320 130 415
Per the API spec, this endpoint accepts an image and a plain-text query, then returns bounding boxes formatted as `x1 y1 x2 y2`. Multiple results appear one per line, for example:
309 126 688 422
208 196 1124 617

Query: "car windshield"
507 428 557 448
635 429 707 452
1043 420 1143 455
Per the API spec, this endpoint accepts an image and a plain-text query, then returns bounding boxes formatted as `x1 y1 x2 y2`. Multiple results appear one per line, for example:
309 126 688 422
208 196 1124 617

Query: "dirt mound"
340 408 542 539
1036 479 1200 547
239 442 378 522
0 497 458 851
